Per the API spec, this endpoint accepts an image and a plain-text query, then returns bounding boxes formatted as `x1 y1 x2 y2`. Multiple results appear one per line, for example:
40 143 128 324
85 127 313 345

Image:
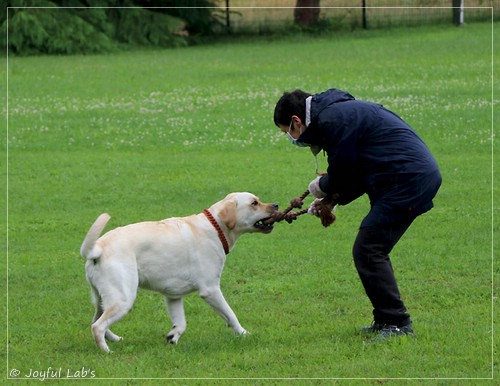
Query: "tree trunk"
294 0 320 27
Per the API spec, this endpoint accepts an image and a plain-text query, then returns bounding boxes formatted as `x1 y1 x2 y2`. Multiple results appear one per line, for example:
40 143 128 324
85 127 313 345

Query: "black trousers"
352 219 414 327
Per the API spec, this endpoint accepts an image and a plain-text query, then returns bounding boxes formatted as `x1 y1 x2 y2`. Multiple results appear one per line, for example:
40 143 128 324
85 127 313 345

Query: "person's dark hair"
273 89 312 127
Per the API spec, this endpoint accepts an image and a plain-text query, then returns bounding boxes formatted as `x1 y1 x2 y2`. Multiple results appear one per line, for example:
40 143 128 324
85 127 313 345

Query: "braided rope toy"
263 190 338 228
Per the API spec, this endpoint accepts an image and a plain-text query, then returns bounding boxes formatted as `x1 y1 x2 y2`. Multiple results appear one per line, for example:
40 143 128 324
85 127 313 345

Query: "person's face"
278 115 306 140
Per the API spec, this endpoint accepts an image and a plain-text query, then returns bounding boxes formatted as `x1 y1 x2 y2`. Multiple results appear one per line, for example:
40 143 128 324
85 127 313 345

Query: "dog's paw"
105 330 123 342
166 332 180 345
239 328 250 336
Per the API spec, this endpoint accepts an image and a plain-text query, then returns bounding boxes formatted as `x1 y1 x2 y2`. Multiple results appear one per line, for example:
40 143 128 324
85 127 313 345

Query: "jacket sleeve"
319 166 365 205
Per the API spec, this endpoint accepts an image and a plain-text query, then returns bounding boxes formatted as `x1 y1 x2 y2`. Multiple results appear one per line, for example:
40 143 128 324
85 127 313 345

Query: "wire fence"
220 0 498 33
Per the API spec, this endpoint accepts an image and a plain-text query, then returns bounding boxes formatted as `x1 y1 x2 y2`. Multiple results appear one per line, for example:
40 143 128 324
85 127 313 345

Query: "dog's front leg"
165 297 187 344
199 287 248 335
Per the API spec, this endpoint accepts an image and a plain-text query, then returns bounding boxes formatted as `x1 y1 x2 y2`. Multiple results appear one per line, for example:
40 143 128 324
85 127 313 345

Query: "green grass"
3 22 497 383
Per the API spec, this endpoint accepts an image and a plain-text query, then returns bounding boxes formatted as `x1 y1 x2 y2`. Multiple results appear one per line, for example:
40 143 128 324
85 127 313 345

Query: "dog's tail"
80 213 111 260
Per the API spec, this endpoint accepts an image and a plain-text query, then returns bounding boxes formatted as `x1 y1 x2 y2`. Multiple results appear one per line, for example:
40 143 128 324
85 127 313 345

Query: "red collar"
202 209 230 255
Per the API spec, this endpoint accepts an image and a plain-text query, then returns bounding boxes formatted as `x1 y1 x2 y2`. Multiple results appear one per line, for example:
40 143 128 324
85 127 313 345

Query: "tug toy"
263 190 338 228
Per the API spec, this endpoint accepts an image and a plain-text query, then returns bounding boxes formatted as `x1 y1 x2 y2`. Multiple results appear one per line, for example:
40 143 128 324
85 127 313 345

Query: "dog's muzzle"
254 204 279 233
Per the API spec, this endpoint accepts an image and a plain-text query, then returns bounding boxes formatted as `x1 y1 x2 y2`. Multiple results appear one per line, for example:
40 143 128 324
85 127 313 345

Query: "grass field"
3 22 497 383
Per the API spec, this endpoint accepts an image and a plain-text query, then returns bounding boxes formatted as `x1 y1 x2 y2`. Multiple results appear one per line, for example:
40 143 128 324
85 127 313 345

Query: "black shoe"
374 323 414 341
359 321 384 333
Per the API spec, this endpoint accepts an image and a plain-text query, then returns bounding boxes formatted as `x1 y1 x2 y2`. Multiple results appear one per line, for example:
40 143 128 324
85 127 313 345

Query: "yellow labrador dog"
80 192 278 352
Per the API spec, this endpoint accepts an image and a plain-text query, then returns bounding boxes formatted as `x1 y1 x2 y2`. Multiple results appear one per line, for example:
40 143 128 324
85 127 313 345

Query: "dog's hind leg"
90 284 103 324
91 285 137 353
92 299 134 353
90 284 122 344
105 330 122 343
165 297 187 344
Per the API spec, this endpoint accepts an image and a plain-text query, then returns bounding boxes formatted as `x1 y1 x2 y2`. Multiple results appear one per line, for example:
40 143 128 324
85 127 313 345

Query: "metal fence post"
452 0 464 26
226 0 231 33
362 0 367 29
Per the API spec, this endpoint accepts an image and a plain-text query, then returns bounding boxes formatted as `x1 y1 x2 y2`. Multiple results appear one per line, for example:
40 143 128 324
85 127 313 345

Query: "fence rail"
220 0 498 33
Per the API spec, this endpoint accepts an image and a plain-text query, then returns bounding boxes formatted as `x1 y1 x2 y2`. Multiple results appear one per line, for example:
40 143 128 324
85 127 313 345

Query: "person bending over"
273 88 442 340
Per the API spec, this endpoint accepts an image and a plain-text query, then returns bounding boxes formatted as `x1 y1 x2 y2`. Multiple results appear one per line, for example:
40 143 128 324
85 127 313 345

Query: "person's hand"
308 198 336 217
308 176 327 198
308 198 322 217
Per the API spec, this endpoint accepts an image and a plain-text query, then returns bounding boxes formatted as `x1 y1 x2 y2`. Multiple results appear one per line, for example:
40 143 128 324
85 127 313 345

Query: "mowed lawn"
3 22 497 382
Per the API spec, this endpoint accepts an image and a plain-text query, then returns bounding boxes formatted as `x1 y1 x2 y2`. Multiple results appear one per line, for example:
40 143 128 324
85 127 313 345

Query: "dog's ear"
219 199 237 230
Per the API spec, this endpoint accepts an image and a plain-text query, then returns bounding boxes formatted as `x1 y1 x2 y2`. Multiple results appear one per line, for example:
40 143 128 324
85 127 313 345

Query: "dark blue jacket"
299 89 442 227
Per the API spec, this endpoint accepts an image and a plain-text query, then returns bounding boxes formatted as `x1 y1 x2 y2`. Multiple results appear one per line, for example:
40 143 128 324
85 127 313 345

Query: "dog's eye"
251 200 258 206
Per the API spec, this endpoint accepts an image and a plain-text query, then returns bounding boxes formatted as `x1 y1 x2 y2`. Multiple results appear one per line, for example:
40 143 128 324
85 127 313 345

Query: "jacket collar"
305 96 312 128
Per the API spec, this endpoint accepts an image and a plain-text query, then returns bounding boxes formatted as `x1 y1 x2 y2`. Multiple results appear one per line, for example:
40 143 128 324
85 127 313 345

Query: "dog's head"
212 192 278 235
